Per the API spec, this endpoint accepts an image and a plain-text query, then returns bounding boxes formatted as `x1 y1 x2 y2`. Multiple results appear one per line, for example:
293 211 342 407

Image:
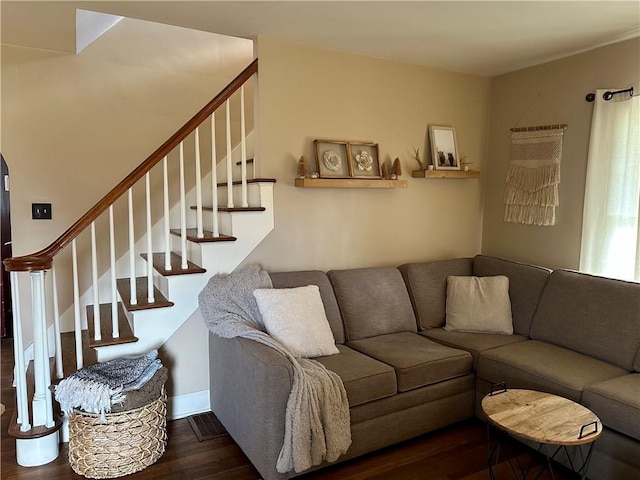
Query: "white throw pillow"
445 276 513 334
253 285 340 358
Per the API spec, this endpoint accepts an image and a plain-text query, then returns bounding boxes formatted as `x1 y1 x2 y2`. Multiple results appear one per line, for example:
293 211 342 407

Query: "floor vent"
187 411 228 442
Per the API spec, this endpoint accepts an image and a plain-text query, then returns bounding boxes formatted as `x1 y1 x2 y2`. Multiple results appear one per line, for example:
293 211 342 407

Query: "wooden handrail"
3 59 258 273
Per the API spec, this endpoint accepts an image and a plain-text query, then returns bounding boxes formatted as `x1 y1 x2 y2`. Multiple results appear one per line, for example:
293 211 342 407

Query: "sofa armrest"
208 332 294 480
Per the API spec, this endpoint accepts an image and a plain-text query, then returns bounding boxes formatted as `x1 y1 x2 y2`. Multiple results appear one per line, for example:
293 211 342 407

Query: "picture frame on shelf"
429 126 460 170
348 142 382 178
314 140 352 178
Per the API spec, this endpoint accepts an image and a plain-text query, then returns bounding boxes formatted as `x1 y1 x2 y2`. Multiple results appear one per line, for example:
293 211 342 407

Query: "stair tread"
8 360 63 439
116 277 174 311
217 177 276 187
86 303 138 348
170 228 237 243
60 330 97 378
235 158 255 166
195 206 266 213
141 252 206 276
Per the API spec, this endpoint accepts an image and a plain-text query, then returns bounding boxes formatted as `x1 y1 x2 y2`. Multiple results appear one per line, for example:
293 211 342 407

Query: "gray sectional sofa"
207 255 640 480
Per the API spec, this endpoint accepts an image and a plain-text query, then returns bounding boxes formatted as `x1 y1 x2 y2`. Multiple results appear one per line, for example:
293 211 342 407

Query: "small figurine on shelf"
460 155 474 172
412 147 426 170
390 157 402 180
296 155 310 178
381 162 389 180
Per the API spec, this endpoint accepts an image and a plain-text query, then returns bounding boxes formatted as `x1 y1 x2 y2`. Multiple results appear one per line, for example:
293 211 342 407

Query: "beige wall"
482 38 640 270
243 37 491 272
164 38 492 399
1 17 252 258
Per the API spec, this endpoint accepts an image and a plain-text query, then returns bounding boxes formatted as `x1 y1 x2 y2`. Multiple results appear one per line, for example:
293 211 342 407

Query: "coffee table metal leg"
486 423 499 480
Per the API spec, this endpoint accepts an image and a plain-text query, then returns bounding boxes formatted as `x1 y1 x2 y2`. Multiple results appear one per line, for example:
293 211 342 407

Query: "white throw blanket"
504 128 564 226
198 265 351 474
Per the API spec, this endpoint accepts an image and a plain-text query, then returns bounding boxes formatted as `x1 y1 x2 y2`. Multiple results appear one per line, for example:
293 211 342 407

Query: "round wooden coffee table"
482 387 602 479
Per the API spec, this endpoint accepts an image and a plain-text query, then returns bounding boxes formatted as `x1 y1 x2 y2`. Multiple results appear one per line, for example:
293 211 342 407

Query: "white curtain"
580 86 640 282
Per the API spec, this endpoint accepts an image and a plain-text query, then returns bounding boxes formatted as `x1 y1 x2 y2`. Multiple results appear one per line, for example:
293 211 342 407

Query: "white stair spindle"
211 113 220 237
163 156 171 271
10 272 30 431
109 205 119 338
195 127 204 238
51 266 63 379
38 271 55 428
179 141 188 269
240 84 248 207
90 222 101 342
226 99 233 208
128 188 137 305
72 240 83 369
30 270 54 427
145 172 155 303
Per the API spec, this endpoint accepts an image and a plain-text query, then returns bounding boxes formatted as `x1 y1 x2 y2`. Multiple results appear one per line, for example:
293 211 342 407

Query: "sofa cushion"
314 345 397 407
472 255 551 336
253 286 340 358
445 275 513 334
270 270 345 344
347 332 472 393
477 340 628 402
350 374 474 424
583 374 640 441
328 267 417 341
530 269 640 371
421 328 528 369
399 259 473 330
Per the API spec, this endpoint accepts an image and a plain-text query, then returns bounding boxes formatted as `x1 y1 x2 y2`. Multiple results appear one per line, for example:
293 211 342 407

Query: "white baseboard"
167 389 210 420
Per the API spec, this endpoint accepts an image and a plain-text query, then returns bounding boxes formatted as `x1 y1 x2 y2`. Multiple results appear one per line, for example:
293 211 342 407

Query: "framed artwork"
348 142 381 178
429 126 460 170
314 140 352 178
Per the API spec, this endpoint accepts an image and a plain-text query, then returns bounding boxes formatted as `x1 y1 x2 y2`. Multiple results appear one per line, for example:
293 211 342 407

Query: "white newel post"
16 270 60 467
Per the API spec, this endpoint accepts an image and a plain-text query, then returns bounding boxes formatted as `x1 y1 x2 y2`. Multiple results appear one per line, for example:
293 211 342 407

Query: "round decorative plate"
323 150 342 171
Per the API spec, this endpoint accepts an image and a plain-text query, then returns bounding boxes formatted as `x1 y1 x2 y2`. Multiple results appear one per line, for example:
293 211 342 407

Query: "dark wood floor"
1 338 571 479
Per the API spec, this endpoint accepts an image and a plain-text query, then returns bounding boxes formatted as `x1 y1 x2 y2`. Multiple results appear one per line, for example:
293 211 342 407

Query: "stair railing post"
109 205 119 338
10 271 30 431
145 172 155 303
195 127 204 239
128 188 138 305
51 265 63 379
72 240 83 369
179 141 188 269
210 113 220 237
30 270 54 427
90 222 101 342
226 99 234 208
240 84 248 207
163 156 172 271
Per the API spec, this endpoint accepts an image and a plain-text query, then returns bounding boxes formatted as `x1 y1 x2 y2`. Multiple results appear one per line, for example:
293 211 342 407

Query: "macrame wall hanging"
504 91 567 227
504 124 567 226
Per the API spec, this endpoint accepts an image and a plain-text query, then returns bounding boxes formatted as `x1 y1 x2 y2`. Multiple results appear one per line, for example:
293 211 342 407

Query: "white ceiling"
2 1 639 76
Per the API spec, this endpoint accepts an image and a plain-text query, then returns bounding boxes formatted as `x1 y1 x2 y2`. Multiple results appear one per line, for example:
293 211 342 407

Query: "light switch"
32 203 52 220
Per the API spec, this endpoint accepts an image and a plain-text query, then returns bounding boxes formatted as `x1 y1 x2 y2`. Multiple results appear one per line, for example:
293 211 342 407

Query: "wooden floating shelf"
412 169 480 179
295 178 408 189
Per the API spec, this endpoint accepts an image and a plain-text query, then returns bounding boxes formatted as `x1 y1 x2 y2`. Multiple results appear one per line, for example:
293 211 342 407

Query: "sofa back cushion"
473 255 551 335
530 269 640 371
399 259 473 330
269 270 345 344
328 267 417 341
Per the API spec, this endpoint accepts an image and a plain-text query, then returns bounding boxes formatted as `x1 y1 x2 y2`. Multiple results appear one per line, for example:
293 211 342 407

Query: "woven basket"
68 388 167 478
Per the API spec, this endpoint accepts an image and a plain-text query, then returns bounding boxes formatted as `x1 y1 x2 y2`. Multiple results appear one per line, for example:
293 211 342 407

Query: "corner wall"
482 38 640 269
244 37 491 272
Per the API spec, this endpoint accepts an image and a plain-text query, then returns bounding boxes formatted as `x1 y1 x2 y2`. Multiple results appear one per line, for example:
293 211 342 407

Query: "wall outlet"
32 203 52 220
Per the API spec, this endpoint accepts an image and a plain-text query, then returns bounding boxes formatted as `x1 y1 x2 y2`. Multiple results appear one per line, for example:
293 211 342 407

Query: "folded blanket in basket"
111 366 168 413
54 350 162 417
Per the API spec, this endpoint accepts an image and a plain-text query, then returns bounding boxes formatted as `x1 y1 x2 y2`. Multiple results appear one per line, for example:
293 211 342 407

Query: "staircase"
3 59 275 467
